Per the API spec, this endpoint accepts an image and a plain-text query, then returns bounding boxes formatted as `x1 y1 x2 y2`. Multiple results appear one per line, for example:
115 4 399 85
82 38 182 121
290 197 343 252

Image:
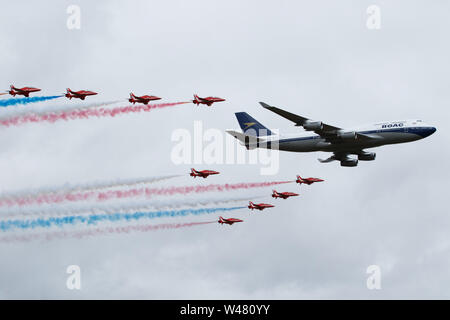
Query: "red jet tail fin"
130 93 135 99
66 88 72 94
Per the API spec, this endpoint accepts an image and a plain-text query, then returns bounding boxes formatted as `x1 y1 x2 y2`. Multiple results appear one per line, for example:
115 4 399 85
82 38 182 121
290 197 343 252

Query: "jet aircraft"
227 102 436 167
190 168 220 178
248 201 274 211
192 94 225 106
65 88 97 100
8 85 41 97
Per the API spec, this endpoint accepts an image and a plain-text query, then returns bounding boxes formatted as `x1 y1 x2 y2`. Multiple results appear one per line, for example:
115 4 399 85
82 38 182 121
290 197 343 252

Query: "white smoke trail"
0 195 264 219
0 174 181 202
0 221 217 243
0 100 124 120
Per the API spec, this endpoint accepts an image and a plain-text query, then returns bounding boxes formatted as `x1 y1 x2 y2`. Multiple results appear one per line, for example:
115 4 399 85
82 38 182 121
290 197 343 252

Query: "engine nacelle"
358 152 376 161
303 121 323 131
339 131 357 141
340 159 358 167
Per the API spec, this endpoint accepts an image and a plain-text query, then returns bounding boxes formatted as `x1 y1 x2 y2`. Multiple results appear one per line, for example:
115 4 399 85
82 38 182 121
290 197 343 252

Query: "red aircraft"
192 94 225 106
65 88 98 100
218 216 243 225
295 175 324 185
128 92 161 105
8 85 41 97
272 190 299 199
190 168 220 179
248 201 274 211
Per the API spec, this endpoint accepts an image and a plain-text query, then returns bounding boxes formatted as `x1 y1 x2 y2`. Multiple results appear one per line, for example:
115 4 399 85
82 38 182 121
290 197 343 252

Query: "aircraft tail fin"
234 112 273 137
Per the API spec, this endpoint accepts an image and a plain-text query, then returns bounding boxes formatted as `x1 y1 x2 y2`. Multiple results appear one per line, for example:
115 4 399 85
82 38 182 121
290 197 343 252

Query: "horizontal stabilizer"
318 157 336 163
226 130 264 150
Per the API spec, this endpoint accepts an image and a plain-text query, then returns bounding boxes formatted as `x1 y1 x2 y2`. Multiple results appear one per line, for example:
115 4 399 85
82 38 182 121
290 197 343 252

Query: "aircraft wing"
259 102 375 142
259 102 341 134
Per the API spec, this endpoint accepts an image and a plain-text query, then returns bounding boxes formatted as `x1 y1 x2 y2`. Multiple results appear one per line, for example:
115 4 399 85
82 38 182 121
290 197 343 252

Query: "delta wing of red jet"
65 88 98 100
295 175 324 185
190 168 220 178
9 85 41 97
272 190 299 199
218 216 243 225
192 94 225 106
129 92 161 105
248 201 274 211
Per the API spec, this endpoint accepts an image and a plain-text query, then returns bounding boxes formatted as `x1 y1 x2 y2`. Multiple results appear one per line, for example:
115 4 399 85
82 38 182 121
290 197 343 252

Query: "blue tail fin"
234 112 272 136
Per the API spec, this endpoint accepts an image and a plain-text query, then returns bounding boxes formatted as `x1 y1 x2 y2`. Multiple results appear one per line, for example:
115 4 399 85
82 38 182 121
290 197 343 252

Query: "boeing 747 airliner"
227 102 436 167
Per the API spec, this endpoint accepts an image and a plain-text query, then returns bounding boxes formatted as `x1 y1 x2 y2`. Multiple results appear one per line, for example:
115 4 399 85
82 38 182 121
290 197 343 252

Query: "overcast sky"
0 0 449 299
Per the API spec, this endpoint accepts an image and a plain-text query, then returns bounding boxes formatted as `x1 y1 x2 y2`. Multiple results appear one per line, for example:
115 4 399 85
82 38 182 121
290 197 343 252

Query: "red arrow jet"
192 94 225 106
248 201 274 211
190 168 220 179
129 92 161 105
8 85 41 97
272 190 299 199
218 216 243 225
295 175 324 185
65 88 98 100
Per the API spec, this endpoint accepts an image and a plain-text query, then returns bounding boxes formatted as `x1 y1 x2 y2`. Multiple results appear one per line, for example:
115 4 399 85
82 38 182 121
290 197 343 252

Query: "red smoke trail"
0 102 189 127
0 221 216 243
0 181 294 208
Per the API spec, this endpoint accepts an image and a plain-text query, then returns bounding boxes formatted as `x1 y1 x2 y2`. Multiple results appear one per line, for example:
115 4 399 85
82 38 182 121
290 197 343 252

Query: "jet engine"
340 158 358 167
303 121 323 131
358 152 376 161
338 131 357 141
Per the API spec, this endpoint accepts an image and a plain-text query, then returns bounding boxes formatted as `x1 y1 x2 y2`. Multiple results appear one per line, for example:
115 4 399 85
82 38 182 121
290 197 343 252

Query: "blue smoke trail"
0 95 63 107
0 206 246 231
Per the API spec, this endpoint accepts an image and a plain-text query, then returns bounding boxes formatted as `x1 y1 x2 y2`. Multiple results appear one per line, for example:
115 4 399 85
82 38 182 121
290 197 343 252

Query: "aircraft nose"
426 127 436 137
421 126 436 138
